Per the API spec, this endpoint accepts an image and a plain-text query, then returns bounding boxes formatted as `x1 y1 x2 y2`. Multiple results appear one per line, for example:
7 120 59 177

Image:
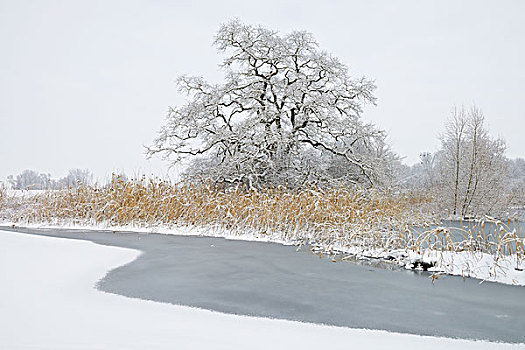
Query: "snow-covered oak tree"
148 20 394 188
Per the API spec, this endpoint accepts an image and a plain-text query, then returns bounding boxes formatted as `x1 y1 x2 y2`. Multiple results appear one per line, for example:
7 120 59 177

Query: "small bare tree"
437 106 507 216
439 107 468 215
506 158 525 215
419 152 438 189
58 169 93 188
148 20 394 188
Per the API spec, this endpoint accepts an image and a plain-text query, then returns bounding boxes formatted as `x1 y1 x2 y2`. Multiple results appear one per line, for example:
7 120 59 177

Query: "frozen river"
3 226 524 344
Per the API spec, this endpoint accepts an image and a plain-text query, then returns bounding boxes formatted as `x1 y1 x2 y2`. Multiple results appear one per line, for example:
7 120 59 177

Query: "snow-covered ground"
0 230 521 349
404 249 525 285
4 189 48 197
326 243 525 286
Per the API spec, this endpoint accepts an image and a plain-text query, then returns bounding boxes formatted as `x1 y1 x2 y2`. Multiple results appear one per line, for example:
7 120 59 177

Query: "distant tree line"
7 169 93 190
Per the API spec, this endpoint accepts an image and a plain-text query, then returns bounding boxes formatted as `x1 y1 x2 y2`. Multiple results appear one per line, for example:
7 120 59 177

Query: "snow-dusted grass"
0 230 520 349
2 176 524 285
10 175 433 248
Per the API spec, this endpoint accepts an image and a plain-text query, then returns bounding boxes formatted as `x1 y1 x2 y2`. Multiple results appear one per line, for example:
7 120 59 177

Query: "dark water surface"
2 226 524 344
430 219 524 236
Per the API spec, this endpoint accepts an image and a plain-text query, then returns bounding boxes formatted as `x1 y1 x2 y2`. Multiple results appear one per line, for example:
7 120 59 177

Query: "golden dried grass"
17 175 431 252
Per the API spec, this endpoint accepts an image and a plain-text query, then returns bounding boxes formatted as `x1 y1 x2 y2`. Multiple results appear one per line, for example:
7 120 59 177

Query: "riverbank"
4 220 524 286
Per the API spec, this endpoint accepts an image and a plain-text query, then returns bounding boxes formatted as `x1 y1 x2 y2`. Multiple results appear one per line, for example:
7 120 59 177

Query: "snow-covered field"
0 230 521 349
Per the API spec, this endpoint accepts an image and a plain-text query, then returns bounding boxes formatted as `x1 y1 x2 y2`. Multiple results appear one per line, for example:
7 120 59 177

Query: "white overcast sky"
1 0 524 181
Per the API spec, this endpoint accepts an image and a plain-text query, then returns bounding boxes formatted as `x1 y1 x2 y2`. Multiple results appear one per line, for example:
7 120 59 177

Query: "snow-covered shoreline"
3 221 524 286
1 229 522 349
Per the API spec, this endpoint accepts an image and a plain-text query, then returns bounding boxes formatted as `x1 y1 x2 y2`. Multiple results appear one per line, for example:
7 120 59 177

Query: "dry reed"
13 175 431 252
413 219 524 270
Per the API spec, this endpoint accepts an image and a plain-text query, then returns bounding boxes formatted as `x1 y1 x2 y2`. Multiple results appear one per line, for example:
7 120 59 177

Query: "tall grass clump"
16 175 431 253
406 217 524 283
413 219 524 257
